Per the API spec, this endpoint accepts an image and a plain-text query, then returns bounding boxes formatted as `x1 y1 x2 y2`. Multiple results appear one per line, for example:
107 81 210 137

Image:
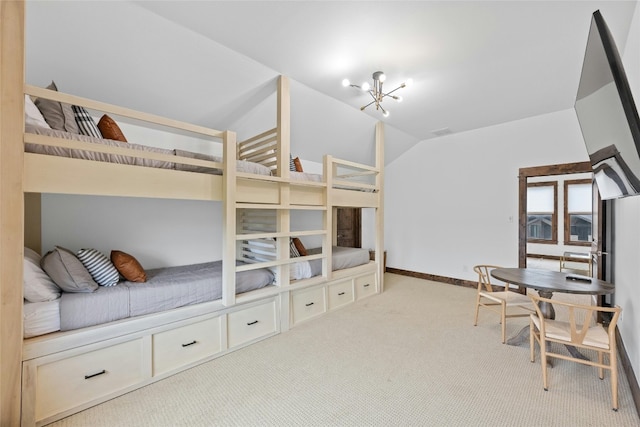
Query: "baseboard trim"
616 327 640 417
386 267 477 289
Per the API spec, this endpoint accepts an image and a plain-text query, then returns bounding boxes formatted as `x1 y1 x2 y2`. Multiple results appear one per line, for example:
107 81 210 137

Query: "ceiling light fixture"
342 71 412 117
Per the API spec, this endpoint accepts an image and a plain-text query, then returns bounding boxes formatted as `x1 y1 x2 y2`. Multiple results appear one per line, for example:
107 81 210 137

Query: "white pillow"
25 94 51 129
24 247 41 264
23 248 61 302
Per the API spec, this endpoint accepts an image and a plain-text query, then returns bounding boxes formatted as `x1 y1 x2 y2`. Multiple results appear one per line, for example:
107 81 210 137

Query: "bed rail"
326 155 381 193
237 127 278 173
24 85 228 173
26 85 224 138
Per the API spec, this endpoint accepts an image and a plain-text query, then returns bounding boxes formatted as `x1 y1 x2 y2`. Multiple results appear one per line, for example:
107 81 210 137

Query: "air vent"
431 127 453 137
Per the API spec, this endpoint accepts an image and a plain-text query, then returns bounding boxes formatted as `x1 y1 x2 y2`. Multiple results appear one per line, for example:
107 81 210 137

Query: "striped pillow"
290 154 296 171
290 239 301 257
72 105 103 138
76 248 119 286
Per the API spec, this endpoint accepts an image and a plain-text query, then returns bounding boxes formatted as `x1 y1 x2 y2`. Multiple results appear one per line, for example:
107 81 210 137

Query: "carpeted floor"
49 273 640 426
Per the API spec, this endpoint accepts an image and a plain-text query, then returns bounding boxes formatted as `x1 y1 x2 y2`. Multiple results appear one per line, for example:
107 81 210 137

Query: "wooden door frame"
336 207 362 248
518 161 593 268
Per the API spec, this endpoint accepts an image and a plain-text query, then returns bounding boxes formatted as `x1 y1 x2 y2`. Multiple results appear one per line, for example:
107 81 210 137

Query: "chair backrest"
529 293 621 347
473 265 505 293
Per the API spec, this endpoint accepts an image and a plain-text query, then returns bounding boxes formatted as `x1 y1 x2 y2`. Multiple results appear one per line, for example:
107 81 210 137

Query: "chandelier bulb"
342 72 409 117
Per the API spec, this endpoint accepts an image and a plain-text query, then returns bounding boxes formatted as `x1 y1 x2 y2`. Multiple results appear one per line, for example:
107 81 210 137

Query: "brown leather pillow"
292 238 307 256
98 115 128 142
110 250 146 282
293 157 303 172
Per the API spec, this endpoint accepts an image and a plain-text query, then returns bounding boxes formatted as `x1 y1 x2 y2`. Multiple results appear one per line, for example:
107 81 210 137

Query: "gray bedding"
59 260 274 331
25 125 272 176
307 246 371 277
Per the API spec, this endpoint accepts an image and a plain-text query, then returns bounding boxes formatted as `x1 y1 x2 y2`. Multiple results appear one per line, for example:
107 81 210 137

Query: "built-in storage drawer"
355 273 377 299
291 285 326 325
35 338 145 422
328 280 354 310
152 316 222 376
227 300 278 349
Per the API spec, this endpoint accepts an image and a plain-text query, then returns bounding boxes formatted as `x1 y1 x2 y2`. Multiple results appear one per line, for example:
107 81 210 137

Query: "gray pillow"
40 246 98 293
23 248 61 302
34 81 79 134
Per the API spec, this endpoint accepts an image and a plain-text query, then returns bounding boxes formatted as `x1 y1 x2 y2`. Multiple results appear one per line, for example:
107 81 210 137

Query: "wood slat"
331 158 379 172
238 136 277 155
332 180 377 191
237 128 277 147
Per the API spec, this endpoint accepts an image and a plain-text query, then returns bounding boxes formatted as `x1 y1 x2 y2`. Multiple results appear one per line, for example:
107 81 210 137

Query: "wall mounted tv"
575 10 640 200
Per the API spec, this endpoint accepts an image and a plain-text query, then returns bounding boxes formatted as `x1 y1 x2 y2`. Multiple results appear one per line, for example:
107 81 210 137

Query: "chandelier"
342 71 412 117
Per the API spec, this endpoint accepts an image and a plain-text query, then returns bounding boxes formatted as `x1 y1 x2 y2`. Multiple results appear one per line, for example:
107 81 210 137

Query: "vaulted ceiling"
25 1 638 165
136 1 637 140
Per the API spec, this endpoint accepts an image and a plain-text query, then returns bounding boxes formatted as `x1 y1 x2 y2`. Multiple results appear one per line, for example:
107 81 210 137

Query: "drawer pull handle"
305 302 315 307
364 283 370 287
84 370 106 380
247 320 259 326
338 292 346 296
182 340 197 347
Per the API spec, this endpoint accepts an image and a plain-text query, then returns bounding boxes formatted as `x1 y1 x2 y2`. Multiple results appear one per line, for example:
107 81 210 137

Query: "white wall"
385 108 589 281
384 0 640 388
41 195 222 270
614 0 640 390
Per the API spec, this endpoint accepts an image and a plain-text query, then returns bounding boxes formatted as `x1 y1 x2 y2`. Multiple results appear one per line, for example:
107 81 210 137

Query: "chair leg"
611 351 619 411
598 351 604 380
540 331 548 391
474 295 481 326
500 301 507 344
529 318 535 363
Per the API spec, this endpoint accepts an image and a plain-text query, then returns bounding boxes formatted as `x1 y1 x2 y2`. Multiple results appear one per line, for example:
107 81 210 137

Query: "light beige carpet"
49 273 640 426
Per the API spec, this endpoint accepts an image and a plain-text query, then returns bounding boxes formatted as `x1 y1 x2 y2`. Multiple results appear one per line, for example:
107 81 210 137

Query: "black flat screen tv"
575 10 640 200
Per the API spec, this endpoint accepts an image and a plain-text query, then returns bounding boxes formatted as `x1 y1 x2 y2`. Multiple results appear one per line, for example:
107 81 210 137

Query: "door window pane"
527 182 557 243
565 180 593 245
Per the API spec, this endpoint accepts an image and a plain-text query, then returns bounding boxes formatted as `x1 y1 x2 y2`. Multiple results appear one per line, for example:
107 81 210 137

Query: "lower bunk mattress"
290 246 371 280
24 260 274 337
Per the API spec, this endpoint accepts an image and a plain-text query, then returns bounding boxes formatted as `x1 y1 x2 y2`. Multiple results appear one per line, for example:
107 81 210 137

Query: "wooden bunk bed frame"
1 4 384 424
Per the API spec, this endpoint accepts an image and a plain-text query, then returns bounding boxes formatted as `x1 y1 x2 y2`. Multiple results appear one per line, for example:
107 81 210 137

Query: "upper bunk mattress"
59 260 274 331
24 125 272 176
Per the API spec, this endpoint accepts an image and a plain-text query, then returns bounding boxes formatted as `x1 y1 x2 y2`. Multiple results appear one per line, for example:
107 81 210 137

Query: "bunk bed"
19 76 384 426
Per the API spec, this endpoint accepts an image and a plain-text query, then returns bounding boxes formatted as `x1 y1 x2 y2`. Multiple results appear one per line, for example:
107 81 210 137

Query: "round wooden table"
490 268 615 357
491 267 614 319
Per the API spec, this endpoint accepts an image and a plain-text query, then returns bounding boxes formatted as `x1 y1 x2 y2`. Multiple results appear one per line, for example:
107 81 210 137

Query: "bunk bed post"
222 130 237 307
0 1 25 424
375 122 385 292
323 155 334 278
277 75 290 180
277 75 292 331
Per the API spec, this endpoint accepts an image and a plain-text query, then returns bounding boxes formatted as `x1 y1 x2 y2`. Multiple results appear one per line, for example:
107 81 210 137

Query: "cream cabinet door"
35 338 145 422
153 316 222 376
